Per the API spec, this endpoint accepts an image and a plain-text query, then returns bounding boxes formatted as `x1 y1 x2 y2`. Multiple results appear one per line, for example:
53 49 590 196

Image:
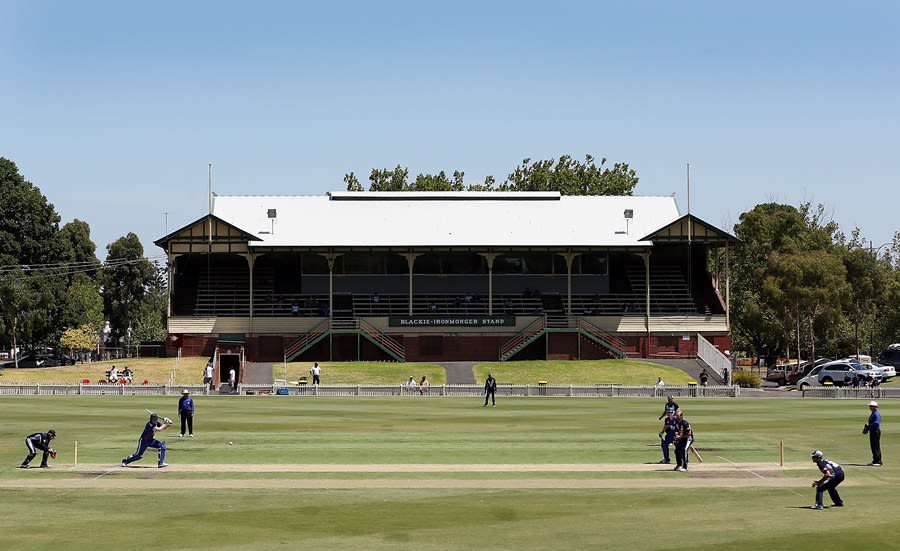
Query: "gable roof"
640 214 740 245
154 214 261 250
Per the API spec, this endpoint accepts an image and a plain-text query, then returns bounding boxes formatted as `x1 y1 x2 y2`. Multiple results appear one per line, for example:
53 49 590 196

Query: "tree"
764 249 849 365
499 155 638 195
98 233 158 345
59 323 100 355
0 158 68 351
61 273 104 334
344 155 639 196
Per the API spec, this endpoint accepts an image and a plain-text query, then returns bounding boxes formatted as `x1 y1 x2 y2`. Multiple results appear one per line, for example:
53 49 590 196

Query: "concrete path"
646 358 725 384
438 362 478 384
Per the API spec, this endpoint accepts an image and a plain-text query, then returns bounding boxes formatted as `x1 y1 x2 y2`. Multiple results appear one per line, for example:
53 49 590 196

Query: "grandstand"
155 191 739 362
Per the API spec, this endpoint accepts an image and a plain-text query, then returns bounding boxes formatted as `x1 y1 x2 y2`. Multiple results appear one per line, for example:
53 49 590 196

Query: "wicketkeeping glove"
49 449 57 459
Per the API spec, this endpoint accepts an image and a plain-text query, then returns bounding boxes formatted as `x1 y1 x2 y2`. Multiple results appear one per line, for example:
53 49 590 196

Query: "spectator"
419 375 429 395
122 366 133 384
310 362 321 385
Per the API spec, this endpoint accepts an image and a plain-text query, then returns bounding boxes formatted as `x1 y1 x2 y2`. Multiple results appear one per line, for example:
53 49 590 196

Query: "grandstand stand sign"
389 316 515 327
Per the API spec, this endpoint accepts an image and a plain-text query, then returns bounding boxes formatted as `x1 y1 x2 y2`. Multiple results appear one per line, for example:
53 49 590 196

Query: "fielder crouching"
20 429 57 468
122 412 172 468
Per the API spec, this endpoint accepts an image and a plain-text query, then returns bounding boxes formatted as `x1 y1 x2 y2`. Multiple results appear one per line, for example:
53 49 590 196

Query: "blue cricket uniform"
673 417 693 470
660 414 677 463
814 458 844 508
123 421 167 467
865 409 882 465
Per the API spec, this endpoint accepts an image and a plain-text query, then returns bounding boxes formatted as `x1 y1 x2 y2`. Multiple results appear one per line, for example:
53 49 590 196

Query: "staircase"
283 318 405 362
499 317 547 361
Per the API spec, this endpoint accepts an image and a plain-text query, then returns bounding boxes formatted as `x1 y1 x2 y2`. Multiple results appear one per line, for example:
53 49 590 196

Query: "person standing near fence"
229 367 236 393
483 372 497 407
863 401 882 466
310 362 321 385
203 360 214 390
178 389 195 438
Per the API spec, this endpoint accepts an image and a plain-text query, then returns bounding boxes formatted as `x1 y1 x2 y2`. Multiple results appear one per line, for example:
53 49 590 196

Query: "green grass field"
1 395 896 551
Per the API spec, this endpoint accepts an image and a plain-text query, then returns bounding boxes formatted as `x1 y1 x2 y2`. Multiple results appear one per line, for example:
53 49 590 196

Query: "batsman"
122 412 172 468
20 429 57 469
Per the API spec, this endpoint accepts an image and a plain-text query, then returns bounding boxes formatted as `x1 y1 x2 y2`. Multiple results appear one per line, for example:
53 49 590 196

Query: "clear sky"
2 1 898 259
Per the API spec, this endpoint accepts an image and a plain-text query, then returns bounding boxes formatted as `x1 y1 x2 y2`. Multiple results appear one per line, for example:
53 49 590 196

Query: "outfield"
1 396 896 551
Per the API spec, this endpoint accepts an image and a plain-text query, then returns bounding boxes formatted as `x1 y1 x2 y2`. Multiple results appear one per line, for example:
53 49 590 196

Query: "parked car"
817 360 877 387
873 363 896 380
786 358 833 386
797 365 824 390
765 364 793 385
2 354 60 368
57 354 77 366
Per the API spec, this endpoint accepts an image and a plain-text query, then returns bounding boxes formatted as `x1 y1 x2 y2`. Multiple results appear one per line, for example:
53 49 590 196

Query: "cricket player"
863 401 882 466
658 395 679 420
122 412 172 468
673 409 693 472
810 450 844 509
658 409 677 464
20 429 56 468
484 373 497 407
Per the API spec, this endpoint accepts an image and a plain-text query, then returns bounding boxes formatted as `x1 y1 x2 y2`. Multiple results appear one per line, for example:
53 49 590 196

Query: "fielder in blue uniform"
122 412 172 468
863 400 881 466
673 409 693 471
658 410 677 464
658 396 679 420
810 450 844 509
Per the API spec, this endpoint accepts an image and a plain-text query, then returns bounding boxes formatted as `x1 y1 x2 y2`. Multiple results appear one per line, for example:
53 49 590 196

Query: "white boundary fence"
0 383 739 398
4 383 896 399
801 387 900 400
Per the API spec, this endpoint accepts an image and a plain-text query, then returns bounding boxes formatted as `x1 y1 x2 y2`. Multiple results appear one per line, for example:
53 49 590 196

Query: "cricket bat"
689 445 703 463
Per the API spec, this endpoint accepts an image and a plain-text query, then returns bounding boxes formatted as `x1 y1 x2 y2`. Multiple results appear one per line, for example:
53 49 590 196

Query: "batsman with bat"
122 412 172 468
20 429 57 469
673 409 693 472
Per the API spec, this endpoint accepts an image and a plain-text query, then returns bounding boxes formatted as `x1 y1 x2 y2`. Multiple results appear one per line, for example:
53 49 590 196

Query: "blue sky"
2 1 898 258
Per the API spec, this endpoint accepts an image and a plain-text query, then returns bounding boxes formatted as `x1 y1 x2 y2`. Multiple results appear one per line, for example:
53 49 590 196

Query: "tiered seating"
624 264 699 314
194 266 250 316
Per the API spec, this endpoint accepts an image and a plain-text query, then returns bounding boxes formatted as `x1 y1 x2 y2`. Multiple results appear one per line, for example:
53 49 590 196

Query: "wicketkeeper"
20 429 57 469
122 412 172 468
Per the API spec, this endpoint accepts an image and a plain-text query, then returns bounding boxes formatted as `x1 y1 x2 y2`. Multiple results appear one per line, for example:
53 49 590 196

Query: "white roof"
210 192 682 248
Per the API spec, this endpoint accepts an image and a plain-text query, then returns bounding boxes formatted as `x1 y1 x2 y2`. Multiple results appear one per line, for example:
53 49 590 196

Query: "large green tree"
0 157 69 353
98 233 159 347
731 202 847 363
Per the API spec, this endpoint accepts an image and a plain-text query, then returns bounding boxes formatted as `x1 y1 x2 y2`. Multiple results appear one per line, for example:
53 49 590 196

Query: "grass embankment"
0 356 207 385
277 359 697 385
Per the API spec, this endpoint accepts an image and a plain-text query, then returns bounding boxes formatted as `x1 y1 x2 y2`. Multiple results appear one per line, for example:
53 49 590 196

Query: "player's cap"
811 450 823 459
869 400 879 407
48 429 56 437
182 389 190 394
667 395 674 400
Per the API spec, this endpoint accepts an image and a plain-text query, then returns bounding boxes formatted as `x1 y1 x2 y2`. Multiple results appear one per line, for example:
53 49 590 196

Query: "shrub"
731 370 762 388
